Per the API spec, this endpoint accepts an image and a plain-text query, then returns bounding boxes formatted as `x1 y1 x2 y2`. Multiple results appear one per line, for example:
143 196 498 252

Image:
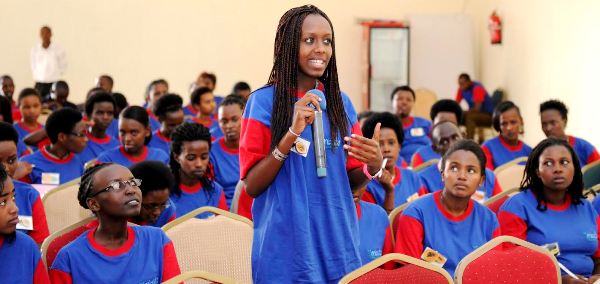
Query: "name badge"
290 136 311 158
410 127 425 137
16 215 33 231
41 172 60 185
421 247 447 268
471 190 485 203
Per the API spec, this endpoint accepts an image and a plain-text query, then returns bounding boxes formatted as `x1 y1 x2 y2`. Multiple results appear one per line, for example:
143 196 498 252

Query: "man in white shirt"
30 26 67 102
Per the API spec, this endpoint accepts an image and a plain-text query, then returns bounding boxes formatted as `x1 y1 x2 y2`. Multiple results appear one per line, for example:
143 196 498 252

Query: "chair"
494 163 525 193
582 160 600 190
412 88 437 120
41 178 92 234
454 236 560 284
162 206 253 284
40 216 97 267
483 187 520 214
339 253 453 284
162 270 239 284
388 202 412 247
412 159 439 173
229 180 244 215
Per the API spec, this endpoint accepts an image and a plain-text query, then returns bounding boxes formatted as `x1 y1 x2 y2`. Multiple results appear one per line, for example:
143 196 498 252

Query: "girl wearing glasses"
129 161 177 227
49 163 181 283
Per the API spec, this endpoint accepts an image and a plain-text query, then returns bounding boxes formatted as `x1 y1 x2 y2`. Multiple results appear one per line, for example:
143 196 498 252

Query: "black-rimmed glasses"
89 178 142 198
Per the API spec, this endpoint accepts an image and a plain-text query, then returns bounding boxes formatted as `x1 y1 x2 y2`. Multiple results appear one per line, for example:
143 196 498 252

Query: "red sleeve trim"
49 269 72 284
473 86 486 102
594 215 600 258
161 241 181 282
588 150 600 165
394 215 424 259
418 186 429 196
492 177 503 197
361 190 377 204
29 197 50 245
492 227 502 239
217 191 229 211
455 89 463 102
411 153 423 168
239 118 271 180
346 122 365 171
498 211 528 240
482 145 494 170
381 227 397 270
34 259 51 284
237 186 254 221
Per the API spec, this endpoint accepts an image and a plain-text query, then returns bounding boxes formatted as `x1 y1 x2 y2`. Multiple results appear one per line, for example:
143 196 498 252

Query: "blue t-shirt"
77 133 120 164
148 130 172 157
14 122 43 152
569 136 600 167
106 119 120 140
455 81 494 113
396 191 499 276
418 163 501 202
183 104 198 119
365 166 423 207
357 201 389 264
170 182 227 219
500 190 599 277
209 137 240 208
240 84 362 283
481 136 532 170
21 147 85 185
410 145 441 168
97 146 169 168
400 116 432 163
14 180 48 243
0 232 49 283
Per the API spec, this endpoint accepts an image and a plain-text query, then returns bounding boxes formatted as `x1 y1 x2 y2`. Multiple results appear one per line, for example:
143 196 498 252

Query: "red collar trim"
154 130 171 143
185 105 198 115
219 137 239 154
146 109 157 120
87 226 135 257
402 116 415 129
356 202 362 219
434 191 474 222
86 132 112 144
295 81 325 99
568 136 576 147
531 190 572 211
40 146 75 164
17 121 42 133
193 117 215 128
119 146 148 163
180 183 202 194
499 135 523 151
392 166 402 185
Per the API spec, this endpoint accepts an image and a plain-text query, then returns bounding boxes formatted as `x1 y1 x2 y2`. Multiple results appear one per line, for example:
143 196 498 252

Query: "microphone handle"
313 111 327 177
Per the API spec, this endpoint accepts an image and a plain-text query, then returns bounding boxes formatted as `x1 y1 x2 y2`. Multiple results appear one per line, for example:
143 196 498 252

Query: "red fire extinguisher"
489 11 502 44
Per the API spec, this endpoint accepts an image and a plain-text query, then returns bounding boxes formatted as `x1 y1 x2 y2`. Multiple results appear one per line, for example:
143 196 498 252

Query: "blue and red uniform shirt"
209 137 240 208
77 132 120 164
395 191 500 276
17 139 31 157
106 119 120 139
170 182 228 219
14 122 43 152
481 136 532 170
363 166 425 208
49 225 180 283
499 190 600 277
240 84 363 283
14 180 49 244
147 109 161 133
418 163 502 202
357 201 393 264
0 232 50 284
183 104 198 118
97 146 169 168
569 136 600 167
148 130 172 156
455 81 494 113
410 145 441 168
394 156 409 168
400 116 432 163
21 147 85 185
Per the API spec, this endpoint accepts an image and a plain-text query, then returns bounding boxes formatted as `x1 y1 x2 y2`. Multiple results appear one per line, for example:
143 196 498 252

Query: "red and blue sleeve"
594 216 600 258
498 211 527 240
491 177 503 197
49 269 72 284
587 149 600 165
346 122 365 171
30 196 49 244
239 118 271 180
161 241 181 282
472 85 486 102
455 89 463 102
411 153 424 168
237 186 254 221
34 259 51 284
394 215 424 259
217 191 228 211
481 145 495 170
361 190 377 204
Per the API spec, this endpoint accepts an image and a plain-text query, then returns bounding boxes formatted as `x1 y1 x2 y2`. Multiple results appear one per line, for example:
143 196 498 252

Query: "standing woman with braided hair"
240 5 383 283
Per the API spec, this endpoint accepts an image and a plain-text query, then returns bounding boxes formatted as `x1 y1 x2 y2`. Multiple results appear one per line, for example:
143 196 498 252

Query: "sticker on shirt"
406 192 420 203
16 215 33 231
541 242 560 256
41 172 60 185
290 136 310 158
410 127 425 137
421 247 447 268
471 190 485 203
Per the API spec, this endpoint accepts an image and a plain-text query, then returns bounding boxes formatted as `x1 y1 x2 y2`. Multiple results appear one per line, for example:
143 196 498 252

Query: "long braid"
78 162 113 209
268 5 348 149
169 123 215 200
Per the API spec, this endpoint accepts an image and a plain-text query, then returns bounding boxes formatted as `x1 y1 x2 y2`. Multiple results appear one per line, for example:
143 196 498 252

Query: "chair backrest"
454 236 560 284
162 270 239 284
493 156 527 175
483 187 520 214
162 206 253 284
413 159 439 173
41 216 97 268
41 178 92 234
412 88 437 120
339 253 453 284
494 163 525 193
388 202 411 247
583 160 600 189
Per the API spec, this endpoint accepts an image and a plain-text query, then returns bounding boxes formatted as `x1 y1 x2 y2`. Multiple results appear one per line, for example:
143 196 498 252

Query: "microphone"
306 89 327 177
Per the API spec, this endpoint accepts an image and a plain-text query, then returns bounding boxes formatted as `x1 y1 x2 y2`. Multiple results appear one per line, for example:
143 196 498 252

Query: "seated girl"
129 161 177 227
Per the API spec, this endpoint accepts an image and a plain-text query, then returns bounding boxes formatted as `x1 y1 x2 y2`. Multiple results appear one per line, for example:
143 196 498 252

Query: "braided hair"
520 138 583 211
0 165 16 242
267 4 347 149
169 123 215 198
78 162 114 209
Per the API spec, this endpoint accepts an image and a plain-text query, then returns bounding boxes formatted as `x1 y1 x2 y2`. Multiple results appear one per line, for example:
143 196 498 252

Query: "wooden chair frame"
493 156 528 175
40 216 96 267
483 187 520 207
162 206 252 231
412 159 439 173
41 177 80 203
162 270 239 284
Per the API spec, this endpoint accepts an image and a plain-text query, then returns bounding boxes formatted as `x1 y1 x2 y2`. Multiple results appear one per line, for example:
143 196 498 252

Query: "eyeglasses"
89 178 142 198
141 202 171 210
70 132 86 138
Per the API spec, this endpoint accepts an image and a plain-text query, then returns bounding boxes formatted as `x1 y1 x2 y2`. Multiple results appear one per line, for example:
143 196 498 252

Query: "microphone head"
306 89 327 111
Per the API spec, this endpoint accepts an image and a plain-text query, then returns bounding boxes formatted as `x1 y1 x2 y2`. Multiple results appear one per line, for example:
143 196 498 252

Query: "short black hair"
190 87 212 105
430 99 463 122
17 88 42 105
153 94 183 118
390 85 415 101
0 122 19 145
0 96 12 124
492 100 522 132
441 139 486 176
0 74 13 81
111 93 129 111
361 111 404 144
129 161 175 195
147 79 169 95
540 99 568 121
45 108 83 144
86 87 105 100
53 80 69 91
459 73 471 81
219 94 245 110
232 81 250 93
200 72 217 85
85 92 115 117
99 75 113 85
